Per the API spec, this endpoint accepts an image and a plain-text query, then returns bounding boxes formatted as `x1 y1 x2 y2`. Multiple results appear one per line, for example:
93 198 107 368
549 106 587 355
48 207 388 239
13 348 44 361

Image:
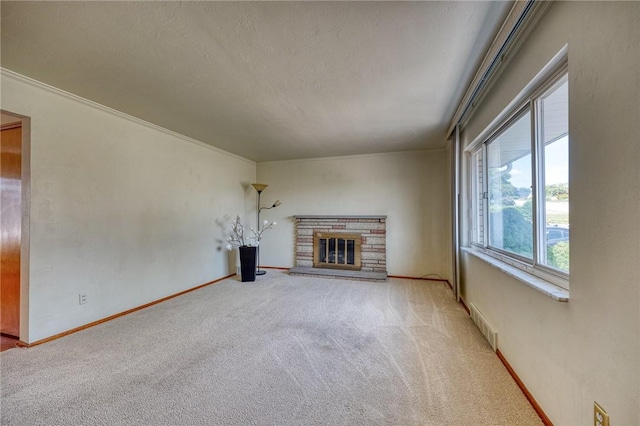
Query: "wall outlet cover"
594 401 609 426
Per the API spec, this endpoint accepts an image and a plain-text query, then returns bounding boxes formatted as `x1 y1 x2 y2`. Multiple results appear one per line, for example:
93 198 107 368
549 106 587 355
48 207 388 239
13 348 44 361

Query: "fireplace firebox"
313 232 361 270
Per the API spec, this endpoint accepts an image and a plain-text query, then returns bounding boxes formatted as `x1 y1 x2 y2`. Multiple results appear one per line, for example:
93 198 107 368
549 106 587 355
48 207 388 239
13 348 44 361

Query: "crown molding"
257 147 446 166
0 68 255 166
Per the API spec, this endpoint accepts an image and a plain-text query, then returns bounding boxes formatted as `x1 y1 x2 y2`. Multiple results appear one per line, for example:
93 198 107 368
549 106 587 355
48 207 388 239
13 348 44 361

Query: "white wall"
459 2 639 424
257 151 451 278
1 72 256 343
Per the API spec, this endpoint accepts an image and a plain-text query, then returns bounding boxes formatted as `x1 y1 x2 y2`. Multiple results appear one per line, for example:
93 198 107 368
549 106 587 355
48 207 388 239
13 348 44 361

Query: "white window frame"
467 66 569 290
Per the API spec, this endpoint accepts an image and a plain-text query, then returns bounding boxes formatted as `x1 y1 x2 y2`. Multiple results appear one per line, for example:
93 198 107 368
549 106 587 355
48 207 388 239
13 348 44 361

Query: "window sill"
461 247 569 302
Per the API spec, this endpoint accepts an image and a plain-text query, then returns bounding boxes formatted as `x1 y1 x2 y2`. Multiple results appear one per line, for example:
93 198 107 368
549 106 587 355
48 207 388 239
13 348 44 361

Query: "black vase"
239 246 257 282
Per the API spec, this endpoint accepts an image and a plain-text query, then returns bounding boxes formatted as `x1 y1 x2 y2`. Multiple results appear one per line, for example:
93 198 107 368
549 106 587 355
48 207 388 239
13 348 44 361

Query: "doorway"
1 111 28 349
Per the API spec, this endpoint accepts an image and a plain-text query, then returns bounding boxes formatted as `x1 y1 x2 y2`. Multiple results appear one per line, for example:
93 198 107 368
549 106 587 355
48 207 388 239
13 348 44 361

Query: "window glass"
487 111 533 259
540 79 569 272
471 150 485 245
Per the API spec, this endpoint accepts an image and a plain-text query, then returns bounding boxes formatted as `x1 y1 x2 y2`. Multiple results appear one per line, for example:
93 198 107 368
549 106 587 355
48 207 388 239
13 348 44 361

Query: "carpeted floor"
0 271 542 425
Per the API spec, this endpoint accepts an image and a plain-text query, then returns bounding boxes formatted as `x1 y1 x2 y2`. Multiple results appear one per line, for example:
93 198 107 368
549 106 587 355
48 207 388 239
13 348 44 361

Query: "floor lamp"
251 183 281 275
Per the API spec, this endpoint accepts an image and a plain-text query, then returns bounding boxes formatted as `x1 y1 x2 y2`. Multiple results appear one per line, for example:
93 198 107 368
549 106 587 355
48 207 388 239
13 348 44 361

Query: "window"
469 72 569 286
487 109 533 259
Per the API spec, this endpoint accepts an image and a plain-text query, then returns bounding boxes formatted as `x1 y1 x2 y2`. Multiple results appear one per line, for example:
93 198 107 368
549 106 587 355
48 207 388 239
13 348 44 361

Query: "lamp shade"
251 183 268 193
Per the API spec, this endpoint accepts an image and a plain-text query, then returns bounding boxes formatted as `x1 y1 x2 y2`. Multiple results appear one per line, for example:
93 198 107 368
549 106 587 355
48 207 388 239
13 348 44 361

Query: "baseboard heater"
469 303 498 351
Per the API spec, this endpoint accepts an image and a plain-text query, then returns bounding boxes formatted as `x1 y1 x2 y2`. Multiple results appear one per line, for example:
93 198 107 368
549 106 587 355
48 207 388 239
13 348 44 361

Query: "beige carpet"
0 271 542 425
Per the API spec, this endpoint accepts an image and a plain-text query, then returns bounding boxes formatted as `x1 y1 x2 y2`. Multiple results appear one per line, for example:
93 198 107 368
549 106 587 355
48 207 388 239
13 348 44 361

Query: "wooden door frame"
1 110 31 344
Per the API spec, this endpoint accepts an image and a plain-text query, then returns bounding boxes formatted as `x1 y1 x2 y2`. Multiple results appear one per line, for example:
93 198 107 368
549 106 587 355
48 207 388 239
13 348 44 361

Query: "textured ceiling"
1 1 511 162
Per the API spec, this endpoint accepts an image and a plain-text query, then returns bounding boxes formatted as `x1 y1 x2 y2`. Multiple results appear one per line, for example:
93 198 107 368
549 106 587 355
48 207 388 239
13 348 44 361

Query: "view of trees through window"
483 77 569 273
541 79 569 272
488 111 534 259
488 139 569 271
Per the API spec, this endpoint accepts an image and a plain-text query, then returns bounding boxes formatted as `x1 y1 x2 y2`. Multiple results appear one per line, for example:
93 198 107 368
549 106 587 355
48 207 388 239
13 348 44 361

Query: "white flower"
226 214 276 249
226 215 247 248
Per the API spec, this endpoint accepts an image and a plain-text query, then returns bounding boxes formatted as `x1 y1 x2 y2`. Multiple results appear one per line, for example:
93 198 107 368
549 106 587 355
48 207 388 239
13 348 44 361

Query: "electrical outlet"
79 293 88 305
594 402 609 426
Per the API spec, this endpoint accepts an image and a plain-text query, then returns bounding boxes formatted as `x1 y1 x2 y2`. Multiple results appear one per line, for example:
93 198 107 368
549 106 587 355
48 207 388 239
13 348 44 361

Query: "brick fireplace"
289 215 387 281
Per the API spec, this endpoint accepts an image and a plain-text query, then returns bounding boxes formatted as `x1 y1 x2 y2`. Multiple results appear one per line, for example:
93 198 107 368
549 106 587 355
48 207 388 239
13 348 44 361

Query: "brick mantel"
293 215 387 274
293 215 387 220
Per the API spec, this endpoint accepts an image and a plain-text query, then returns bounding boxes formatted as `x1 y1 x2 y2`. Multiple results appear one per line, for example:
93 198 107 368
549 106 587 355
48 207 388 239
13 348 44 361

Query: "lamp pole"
251 183 268 275
251 183 281 276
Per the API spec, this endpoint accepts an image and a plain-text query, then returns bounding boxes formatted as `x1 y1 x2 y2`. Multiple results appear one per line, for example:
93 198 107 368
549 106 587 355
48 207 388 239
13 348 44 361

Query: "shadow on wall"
215 215 237 275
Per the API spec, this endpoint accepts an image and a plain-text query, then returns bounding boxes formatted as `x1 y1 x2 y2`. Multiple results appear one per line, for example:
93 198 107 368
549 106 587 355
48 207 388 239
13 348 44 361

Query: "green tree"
517 187 531 199
547 241 570 272
546 183 569 200
490 207 533 257
489 169 519 207
517 199 533 222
